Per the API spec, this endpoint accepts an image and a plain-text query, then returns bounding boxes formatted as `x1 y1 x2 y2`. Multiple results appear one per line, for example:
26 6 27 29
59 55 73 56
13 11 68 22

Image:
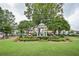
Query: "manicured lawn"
0 36 79 56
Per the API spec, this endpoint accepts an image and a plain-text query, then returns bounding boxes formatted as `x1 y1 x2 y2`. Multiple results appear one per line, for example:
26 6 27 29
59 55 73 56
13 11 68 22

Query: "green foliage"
64 37 72 42
59 35 64 38
37 37 49 40
47 15 70 35
0 7 4 32
17 36 66 41
25 3 63 25
0 7 16 38
14 37 20 42
48 37 65 41
18 20 33 30
18 20 34 37
25 3 70 35
19 36 40 41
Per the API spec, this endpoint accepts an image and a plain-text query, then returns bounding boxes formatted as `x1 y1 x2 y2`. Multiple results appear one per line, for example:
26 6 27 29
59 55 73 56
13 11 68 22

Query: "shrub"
15 36 69 42
19 36 40 41
48 38 65 41
14 37 20 42
48 36 65 42
49 36 60 39
59 35 64 38
37 37 49 40
64 37 72 42
37 36 59 40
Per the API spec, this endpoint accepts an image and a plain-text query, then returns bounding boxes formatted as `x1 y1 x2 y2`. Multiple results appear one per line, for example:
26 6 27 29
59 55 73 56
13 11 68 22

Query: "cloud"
66 8 79 31
0 3 27 24
0 3 79 31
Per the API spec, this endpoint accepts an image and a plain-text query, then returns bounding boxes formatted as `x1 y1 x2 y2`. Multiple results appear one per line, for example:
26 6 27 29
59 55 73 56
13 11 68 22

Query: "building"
34 23 47 37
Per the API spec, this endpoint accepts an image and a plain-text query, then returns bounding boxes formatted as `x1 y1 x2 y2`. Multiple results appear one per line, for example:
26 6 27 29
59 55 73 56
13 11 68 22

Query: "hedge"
14 36 71 42
19 36 40 41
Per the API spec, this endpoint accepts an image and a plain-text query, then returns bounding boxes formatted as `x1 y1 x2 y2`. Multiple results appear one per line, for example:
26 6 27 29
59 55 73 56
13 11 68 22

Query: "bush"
36 36 59 40
15 36 69 42
48 36 65 41
59 35 64 38
19 36 40 41
48 38 65 41
49 35 60 39
14 37 20 42
64 37 72 42
37 37 49 40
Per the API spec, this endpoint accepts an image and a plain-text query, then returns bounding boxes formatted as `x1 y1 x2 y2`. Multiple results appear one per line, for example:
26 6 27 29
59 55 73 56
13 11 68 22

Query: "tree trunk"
20 30 23 38
2 34 5 39
53 29 56 35
58 30 61 35
5 33 8 39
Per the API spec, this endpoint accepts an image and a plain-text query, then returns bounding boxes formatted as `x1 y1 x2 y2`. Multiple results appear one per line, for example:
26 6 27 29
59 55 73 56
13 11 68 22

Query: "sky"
63 3 79 31
0 3 27 23
0 3 79 31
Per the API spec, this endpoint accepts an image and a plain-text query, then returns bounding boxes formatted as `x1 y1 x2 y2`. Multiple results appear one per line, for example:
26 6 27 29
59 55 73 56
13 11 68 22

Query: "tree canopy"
24 3 70 35
0 7 16 38
18 20 34 37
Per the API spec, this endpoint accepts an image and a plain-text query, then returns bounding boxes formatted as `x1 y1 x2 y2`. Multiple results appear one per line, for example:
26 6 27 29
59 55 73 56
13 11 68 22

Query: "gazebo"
35 23 48 37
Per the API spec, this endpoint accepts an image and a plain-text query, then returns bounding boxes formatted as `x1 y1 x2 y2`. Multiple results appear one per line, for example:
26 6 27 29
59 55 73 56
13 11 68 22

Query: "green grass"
0 36 79 56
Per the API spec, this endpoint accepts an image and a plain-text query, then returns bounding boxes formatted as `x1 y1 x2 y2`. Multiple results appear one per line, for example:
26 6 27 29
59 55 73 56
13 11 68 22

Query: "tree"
24 3 70 35
18 20 33 37
0 7 4 32
2 10 15 38
47 15 70 35
0 7 15 38
24 3 63 25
